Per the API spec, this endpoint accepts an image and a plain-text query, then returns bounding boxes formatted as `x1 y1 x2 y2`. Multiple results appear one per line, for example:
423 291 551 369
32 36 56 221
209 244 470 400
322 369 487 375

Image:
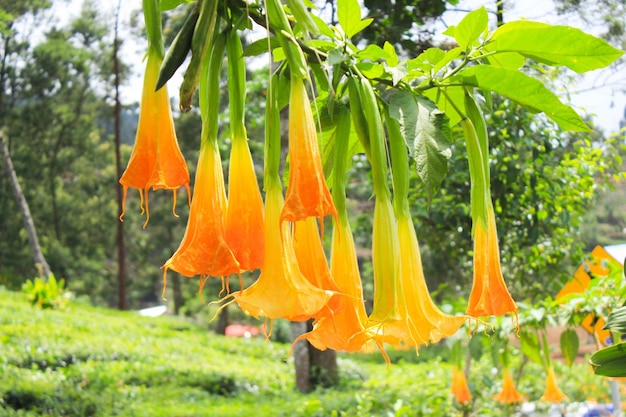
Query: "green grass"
0 288 615 416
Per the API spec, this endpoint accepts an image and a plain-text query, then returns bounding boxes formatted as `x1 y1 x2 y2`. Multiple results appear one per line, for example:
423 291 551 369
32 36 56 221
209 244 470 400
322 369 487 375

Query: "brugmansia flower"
295 216 369 352
231 184 331 321
451 366 472 404
224 138 264 272
281 77 336 224
119 51 190 225
494 368 525 404
396 215 467 344
365 196 408 348
466 202 518 319
162 141 239 281
541 366 569 403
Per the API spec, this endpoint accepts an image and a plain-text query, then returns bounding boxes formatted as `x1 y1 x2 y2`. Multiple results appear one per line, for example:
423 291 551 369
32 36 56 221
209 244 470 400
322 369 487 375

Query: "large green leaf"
451 7 488 50
520 330 543 365
389 91 451 202
423 85 465 127
491 21 624 73
560 328 579 367
337 0 373 39
591 343 626 377
459 66 590 132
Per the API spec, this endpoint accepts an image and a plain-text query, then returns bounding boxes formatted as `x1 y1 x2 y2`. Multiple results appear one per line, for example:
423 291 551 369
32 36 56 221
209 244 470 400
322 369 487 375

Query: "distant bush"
21 274 70 309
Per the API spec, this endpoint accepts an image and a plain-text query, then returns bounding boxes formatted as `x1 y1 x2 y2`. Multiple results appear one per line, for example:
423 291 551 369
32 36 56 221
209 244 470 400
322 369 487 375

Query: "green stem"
142 0 164 58
385 106 410 218
264 70 283 190
332 107 352 223
226 29 247 141
199 32 227 145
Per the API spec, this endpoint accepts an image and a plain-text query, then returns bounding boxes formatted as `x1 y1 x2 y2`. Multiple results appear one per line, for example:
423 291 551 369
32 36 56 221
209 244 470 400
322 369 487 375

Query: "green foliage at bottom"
0 288 614 416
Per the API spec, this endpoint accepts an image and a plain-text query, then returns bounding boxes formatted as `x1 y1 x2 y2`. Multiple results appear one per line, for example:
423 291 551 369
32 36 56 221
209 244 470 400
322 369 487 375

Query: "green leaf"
560 328 579 367
423 85 465 127
383 42 399 66
591 343 626 377
357 44 386 62
453 7 488 49
459 66 590 132
337 0 373 38
520 330 543 365
491 21 624 73
243 37 281 57
389 91 451 202
310 14 335 39
160 0 189 11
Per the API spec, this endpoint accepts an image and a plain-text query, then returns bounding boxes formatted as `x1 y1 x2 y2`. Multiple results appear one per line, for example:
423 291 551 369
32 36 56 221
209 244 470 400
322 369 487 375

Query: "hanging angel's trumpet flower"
493 368 525 404
303 220 370 351
224 137 264 271
295 109 368 352
162 140 240 281
540 366 569 403
466 202 518 318
451 366 472 405
224 30 264 272
281 76 336 224
230 183 331 322
396 216 468 343
386 108 467 345
461 114 517 319
119 43 190 226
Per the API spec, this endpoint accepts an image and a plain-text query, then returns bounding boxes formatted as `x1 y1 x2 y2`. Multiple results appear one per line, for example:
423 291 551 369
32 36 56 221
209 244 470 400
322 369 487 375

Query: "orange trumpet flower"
541 366 569 403
224 137 264 271
281 77 336 224
493 368 525 404
295 216 369 352
162 140 239 282
231 184 331 322
466 202 518 319
119 51 190 225
451 366 472 405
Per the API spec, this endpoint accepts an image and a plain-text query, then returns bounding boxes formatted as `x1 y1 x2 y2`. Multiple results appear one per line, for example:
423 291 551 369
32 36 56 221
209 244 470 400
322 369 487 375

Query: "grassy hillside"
0 288 614 416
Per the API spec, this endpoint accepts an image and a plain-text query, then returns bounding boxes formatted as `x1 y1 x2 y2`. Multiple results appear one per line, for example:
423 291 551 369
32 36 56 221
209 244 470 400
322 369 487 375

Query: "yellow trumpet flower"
493 368 525 404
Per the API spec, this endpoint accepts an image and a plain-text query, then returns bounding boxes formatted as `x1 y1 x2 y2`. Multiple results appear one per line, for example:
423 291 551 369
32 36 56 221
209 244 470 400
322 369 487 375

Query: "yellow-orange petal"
233 184 331 321
466 203 517 318
224 137 264 271
397 215 467 345
280 77 336 223
451 367 472 404
296 216 369 352
163 140 239 278
541 367 569 403
120 51 190 221
494 368 525 404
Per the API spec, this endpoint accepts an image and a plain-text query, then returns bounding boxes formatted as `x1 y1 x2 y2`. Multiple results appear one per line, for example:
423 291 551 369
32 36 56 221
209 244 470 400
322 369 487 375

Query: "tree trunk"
0 131 52 278
113 0 127 310
291 320 338 392
291 321 313 393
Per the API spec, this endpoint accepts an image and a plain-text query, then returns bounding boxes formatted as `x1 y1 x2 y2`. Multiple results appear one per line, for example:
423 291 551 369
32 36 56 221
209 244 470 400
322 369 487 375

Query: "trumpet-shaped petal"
396 215 467 345
232 184 331 321
163 141 239 279
120 51 190 223
541 367 569 403
281 77 336 223
494 368 525 404
295 216 369 352
365 196 409 347
451 367 472 404
466 203 518 318
224 137 264 271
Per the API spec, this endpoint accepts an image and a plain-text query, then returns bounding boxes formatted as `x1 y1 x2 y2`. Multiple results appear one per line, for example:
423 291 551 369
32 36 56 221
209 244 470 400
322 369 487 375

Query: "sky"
62 0 626 134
